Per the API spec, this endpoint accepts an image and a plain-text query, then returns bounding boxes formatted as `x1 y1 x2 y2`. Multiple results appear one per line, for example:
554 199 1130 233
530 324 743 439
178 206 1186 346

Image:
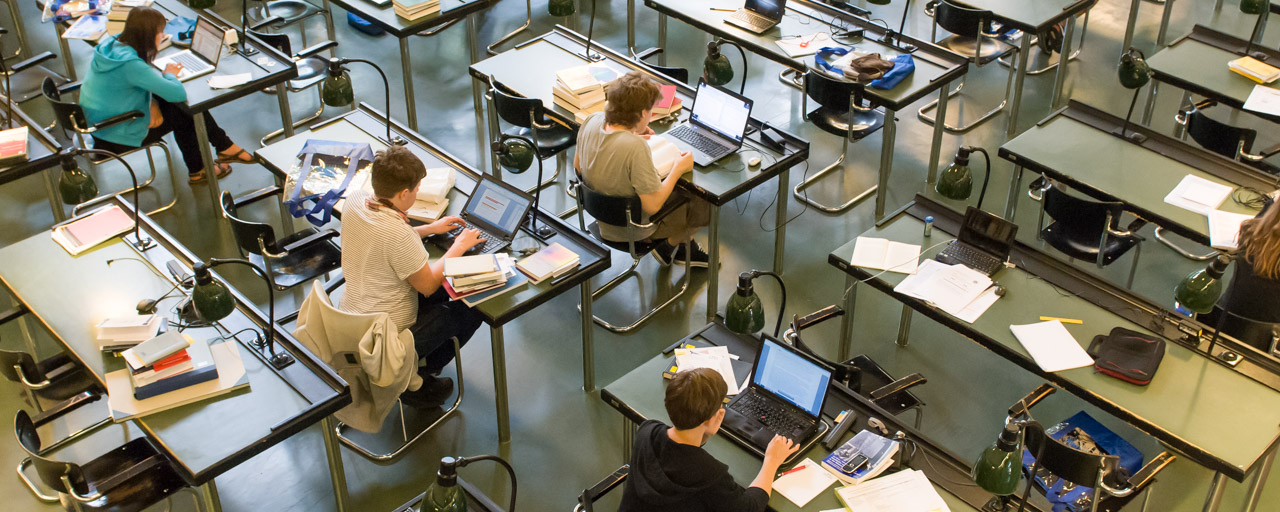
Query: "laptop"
720 335 831 465
935 206 1019 276
152 17 223 82
428 174 535 255
659 80 752 168
725 0 787 34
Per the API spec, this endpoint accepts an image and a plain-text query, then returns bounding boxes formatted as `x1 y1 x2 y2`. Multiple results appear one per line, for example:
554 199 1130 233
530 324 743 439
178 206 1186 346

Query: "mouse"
748 156 762 167
136 298 158 315
993 285 1007 297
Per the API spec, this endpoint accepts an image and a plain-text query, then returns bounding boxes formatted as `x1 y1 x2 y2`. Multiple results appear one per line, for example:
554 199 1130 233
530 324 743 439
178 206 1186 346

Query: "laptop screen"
751 337 830 417
464 176 533 237
958 206 1018 258
745 0 786 20
191 17 223 63
690 81 752 143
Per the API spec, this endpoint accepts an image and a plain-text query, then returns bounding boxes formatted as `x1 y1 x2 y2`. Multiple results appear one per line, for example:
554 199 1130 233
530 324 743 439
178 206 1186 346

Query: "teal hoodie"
80 35 187 146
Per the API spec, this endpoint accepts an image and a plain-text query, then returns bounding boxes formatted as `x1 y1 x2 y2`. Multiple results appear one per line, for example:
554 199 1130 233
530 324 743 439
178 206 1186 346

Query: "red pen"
778 463 808 477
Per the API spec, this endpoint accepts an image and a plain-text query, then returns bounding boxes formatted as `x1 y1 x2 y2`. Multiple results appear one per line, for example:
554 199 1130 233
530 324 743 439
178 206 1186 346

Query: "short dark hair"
604 72 661 128
370 145 426 198
665 368 727 430
118 6 167 63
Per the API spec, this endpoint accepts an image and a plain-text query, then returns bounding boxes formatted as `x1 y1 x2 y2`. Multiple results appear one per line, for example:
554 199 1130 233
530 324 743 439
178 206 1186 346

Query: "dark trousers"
92 97 234 175
411 287 484 375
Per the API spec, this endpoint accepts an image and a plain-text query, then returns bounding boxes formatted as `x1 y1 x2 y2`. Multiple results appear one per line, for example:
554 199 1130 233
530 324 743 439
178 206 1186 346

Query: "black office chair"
249 18 338 145
246 0 332 46
2 28 71 105
793 69 884 213
219 190 342 312
571 179 691 333
918 0 1018 133
1199 306 1280 355
42 78 177 216
634 47 690 85
996 13 1088 75
488 80 577 194
14 409 203 512
1176 102 1280 175
573 464 629 512
1029 179 1146 289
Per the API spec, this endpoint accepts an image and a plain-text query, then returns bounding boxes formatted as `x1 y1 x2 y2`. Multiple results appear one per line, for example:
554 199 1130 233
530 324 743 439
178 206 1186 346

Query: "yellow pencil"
1040 316 1083 324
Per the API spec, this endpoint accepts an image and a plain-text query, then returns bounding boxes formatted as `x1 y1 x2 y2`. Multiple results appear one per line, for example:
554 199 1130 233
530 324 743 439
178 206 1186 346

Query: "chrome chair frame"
996 12 1089 75
794 71 884 214
918 0 1019 133
1030 179 1144 289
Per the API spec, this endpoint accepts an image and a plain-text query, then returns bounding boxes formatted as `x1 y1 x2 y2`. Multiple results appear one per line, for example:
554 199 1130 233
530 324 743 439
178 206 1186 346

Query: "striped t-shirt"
339 190 430 330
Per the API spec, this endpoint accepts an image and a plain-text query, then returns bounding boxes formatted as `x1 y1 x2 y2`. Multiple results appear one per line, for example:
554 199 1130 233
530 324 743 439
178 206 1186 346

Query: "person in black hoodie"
618 367 798 512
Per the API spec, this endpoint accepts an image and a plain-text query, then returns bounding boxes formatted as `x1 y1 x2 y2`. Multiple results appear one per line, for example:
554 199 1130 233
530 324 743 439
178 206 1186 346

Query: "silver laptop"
660 79 753 168
153 17 222 82
725 0 787 34
429 174 535 255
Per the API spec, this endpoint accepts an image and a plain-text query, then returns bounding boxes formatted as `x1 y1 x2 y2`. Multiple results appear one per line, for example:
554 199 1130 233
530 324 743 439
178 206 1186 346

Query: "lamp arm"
0 27 10 130
966 146 991 211
749 270 787 337
342 58 398 145
718 40 749 96
74 148 151 249
584 0 599 62
206 258 276 358
455 455 518 512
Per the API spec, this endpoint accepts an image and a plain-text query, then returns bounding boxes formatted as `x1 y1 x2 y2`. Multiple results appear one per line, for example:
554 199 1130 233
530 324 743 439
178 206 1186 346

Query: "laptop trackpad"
750 427 775 447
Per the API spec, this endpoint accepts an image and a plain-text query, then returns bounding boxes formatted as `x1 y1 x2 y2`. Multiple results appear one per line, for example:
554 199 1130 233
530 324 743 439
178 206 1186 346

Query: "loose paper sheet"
1008 320 1094 372
207 73 252 89
1243 85 1280 116
1208 209 1255 250
774 458 838 507
1164 175 1233 215
895 260 993 318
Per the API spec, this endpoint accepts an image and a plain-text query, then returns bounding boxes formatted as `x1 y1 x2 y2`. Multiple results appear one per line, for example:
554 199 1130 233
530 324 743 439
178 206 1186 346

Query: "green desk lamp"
547 0 574 16
1174 254 1230 315
421 455 517 512
1115 48 1151 143
57 148 153 251
188 0 215 10
935 146 991 209
491 133 554 239
192 259 294 369
321 57 405 146
704 40 748 95
724 270 786 337
972 385 1056 512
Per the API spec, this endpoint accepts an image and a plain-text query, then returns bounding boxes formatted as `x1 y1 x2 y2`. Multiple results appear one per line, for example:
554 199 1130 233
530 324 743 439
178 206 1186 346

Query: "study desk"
998 101 1275 246
317 0 491 131
601 321 1016 512
0 96 64 222
469 28 811 323
254 103 612 443
1142 24 1280 126
46 2 300 224
828 196 1280 512
641 0 968 219
0 197 352 512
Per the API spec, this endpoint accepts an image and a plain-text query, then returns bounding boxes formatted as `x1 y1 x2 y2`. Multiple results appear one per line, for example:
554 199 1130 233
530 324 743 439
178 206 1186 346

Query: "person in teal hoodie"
81 6 253 183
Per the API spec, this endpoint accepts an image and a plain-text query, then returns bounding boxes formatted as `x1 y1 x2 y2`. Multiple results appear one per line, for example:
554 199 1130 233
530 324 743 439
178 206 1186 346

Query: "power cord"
1232 187 1269 211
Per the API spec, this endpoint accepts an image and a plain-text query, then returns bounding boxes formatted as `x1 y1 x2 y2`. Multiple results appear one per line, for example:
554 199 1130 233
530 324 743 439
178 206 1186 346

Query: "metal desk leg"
895 305 912 347
873 110 897 222
926 83 950 184
627 0 636 55
581 283 595 392
773 166 788 274
491 325 510 443
1004 164 1023 219
466 13 481 64
1122 0 1142 52
658 14 667 66
200 480 222 512
1203 472 1226 512
5 0 27 60
193 112 224 225
55 25 77 81
322 0 337 46
1156 0 1175 48
321 416 349 512
1006 36 1033 138
472 78 488 171
487 92 502 177
42 168 67 223
399 37 418 131
1243 447 1277 512
838 274 858 362
622 420 635 462
1049 16 1077 110
276 78 296 139
705 205 721 323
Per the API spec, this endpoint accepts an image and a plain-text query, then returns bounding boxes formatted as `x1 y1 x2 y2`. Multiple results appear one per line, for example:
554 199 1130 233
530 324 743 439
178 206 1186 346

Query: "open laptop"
720 335 831 465
725 0 787 34
659 79 752 168
935 206 1019 276
429 174 535 255
152 17 223 82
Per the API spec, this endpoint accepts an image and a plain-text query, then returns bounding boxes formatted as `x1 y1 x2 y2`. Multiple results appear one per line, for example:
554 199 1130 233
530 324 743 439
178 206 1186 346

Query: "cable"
1232 187 1269 211
758 158 810 232
840 239 954 302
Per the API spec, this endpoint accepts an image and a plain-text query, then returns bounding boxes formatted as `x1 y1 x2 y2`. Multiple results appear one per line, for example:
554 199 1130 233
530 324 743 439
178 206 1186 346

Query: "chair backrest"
649 65 689 85
1042 183 1124 239
576 465 629 512
491 82 547 129
0 348 40 384
804 69 855 112
14 410 92 496
1208 305 1280 353
1186 109 1256 159
220 190 280 256
934 0 993 39
41 77 89 144
577 180 644 227
1024 424 1126 492
247 29 292 56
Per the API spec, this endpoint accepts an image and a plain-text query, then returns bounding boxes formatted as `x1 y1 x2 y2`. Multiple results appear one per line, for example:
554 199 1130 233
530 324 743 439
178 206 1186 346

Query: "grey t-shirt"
577 112 661 241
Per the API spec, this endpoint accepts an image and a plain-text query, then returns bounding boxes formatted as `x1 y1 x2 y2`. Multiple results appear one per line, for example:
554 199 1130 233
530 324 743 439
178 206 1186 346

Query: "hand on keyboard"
764 435 799 466
450 228 485 253
163 63 184 77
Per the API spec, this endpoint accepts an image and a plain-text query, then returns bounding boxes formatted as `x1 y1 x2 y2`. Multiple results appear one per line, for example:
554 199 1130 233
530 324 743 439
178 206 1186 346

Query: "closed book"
452 270 505 288
0 126 28 165
406 198 448 224
130 348 191 375
444 254 498 277
130 338 218 400
551 83 605 110
1228 56 1280 84
123 331 193 371
821 430 898 485
443 279 503 300
461 271 527 307
556 65 603 94
96 314 161 346
517 243 580 281
106 340 250 422
52 205 134 255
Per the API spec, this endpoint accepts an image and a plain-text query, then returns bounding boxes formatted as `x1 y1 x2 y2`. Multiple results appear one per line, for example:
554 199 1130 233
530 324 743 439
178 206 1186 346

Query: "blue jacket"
80 36 187 146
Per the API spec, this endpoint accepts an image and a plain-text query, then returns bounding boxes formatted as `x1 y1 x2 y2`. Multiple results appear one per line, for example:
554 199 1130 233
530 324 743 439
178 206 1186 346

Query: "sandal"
189 163 233 184
216 147 254 164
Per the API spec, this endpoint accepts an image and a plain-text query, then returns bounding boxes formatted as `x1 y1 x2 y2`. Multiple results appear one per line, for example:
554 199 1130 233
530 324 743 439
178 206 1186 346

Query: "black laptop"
428 174 535 255
724 0 787 34
935 207 1018 276
720 335 831 466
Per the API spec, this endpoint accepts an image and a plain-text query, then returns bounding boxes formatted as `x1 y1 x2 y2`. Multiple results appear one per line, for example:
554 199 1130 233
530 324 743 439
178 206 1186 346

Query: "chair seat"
74 438 188 512
938 35 1015 64
9 66 69 103
806 105 884 141
288 56 328 91
247 228 342 290
252 0 325 26
587 222 660 255
1041 222 1141 265
507 123 575 158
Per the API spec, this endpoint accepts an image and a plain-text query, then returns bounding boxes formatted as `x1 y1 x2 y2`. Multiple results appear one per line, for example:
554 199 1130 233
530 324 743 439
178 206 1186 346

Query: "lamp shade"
421 457 467 512
703 42 734 87
972 423 1023 496
866 0 890 4
547 0 575 16
321 68 354 107
1174 255 1230 315
725 273 766 335
1241 0 1266 14
188 0 216 9
192 264 236 322
58 159 98 205
935 151 973 201
1117 49 1150 90
495 137 535 174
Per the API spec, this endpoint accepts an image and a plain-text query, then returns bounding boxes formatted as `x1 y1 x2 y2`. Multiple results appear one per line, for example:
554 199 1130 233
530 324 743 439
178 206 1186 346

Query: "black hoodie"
617 420 769 512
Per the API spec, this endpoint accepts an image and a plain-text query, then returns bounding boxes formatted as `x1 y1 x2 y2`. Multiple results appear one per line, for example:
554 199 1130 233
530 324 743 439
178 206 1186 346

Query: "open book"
649 136 686 178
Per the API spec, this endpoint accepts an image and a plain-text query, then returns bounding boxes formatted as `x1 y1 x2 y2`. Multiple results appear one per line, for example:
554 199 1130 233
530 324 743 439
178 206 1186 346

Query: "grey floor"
2 0 1280 511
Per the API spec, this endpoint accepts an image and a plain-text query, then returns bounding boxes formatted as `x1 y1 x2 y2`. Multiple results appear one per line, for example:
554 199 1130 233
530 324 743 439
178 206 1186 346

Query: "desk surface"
999 102 1265 245
0 98 62 185
469 28 810 205
643 0 967 110
0 200 349 485
1146 25 1280 123
254 105 612 326
828 206 1280 481
321 0 491 38
958 0 1097 33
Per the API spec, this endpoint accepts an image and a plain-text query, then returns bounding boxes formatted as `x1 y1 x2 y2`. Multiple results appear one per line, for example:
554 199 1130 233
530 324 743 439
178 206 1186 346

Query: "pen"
1040 316 1083 325
710 8 734 12
778 463 808 477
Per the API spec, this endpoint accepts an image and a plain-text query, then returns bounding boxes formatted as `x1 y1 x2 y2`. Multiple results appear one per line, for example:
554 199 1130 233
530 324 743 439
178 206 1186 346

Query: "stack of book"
1229 56 1280 84
517 242 580 284
105 0 151 36
393 0 439 20
121 332 222 401
96 314 164 351
408 167 453 223
0 126 29 166
821 430 899 485
554 65 609 121
650 84 682 119
443 253 528 306
105 337 249 421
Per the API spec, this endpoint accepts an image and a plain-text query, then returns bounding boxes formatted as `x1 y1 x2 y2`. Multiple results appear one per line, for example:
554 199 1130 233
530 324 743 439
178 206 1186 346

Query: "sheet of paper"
1208 209 1255 250
895 261 992 317
835 469 951 512
1244 85 1280 116
851 237 920 274
675 352 739 394
1164 175 1233 215
774 458 839 507
207 73 252 89
954 285 1000 324
1008 320 1094 372
775 32 836 57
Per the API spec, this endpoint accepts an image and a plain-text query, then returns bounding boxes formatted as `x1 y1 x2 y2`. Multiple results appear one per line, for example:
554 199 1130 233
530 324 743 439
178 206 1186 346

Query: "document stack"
554 65 608 120
106 0 151 35
393 0 440 21
1228 56 1280 84
0 126 29 166
96 314 165 351
52 205 134 255
407 167 454 223
444 253 527 306
124 334 219 401
834 469 951 512
516 242 579 284
650 84 683 119
822 430 899 485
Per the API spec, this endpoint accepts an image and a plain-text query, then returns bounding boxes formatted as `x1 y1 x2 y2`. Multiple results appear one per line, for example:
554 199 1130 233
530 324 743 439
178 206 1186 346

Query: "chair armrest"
869 373 926 401
250 15 285 30
296 40 337 59
1125 451 1174 492
90 111 145 132
577 465 629 512
28 391 102 428
234 185 283 209
1242 142 1280 161
634 47 663 62
9 52 56 74
1007 383 1056 418
281 229 338 253
85 452 165 497
647 193 689 224
57 81 82 95
0 304 27 326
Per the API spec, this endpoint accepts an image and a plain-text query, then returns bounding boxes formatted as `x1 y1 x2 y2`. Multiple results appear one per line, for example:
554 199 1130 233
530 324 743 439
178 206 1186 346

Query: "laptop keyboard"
172 52 212 75
730 9 775 31
440 227 506 254
937 242 1004 276
732 391 808 436
669 125 730 159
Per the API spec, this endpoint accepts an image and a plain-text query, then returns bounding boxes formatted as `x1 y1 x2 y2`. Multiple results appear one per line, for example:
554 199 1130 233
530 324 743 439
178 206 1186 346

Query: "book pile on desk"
105 0 152 36
1229 56 1280 84
123 332 219 400
96 314 165 351
393 0 439 20
516 242 579 284
650 84 682 119
822 430 898 485
408 167 453 223
443 253 527 306
554 65 610 119
0 126 29 166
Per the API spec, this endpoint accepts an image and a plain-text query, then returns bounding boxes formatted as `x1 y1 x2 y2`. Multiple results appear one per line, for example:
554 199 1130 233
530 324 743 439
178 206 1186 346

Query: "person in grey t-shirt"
575 72 712 267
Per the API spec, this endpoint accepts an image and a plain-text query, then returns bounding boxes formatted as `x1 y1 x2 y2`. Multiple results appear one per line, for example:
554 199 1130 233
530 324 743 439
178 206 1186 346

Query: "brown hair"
664 368 727 430
1239 203 1280 279
604 72 661 128
117 6 167 63
371 145 426 199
